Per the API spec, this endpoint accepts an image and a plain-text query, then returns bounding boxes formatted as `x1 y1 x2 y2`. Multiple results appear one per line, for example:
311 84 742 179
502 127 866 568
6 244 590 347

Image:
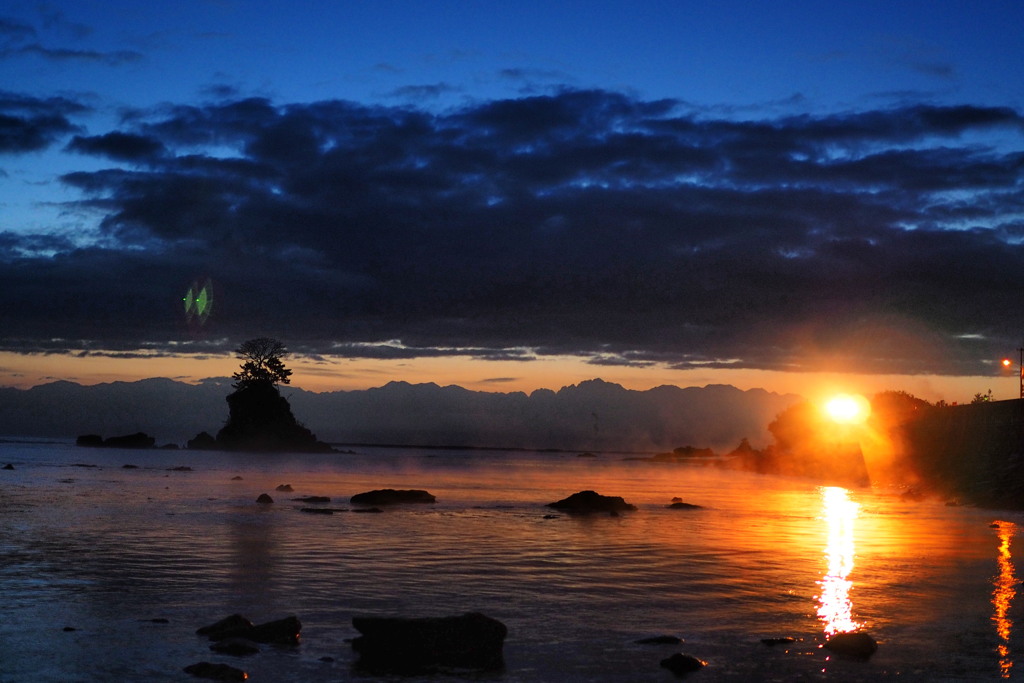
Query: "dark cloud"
0 90 87 152
65 131 166 162
0 13 141 65
3 89 1024 377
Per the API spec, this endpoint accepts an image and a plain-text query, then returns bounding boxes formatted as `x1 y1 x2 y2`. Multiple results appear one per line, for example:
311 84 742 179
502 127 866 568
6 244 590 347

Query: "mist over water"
0 440 1021 681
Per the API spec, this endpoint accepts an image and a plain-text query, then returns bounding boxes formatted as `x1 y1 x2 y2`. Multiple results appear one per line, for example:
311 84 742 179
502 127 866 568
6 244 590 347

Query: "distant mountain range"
0 378 800 452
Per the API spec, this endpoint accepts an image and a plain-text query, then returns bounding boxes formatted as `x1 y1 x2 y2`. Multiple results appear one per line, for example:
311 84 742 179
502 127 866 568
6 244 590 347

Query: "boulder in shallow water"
660 652 706 676
198 614 301 645
350 489 436 505
546 490 637 513
256 493 274 504
823 631 877 659
667 501 703 510
636 635 683 644
183 661 247 681
352 611 506 673
196 614 254 639
2 463 13 470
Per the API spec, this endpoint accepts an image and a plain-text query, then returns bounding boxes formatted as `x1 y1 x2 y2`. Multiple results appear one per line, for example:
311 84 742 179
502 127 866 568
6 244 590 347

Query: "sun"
824 394 871 424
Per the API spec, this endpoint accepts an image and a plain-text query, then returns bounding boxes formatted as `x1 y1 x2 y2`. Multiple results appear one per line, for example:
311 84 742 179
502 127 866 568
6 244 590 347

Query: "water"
0 439 1021 681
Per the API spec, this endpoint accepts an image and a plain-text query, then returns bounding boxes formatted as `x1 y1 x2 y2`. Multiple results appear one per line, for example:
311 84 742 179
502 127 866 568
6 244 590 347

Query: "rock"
231 475 243 480
351 489 436 505
183 661 247 681
301 507 334 514
636 635 682 644
546 490 637 513
823 631 877 659
761 637 796 646
76 434 103 447
122 464 138 469
352 611 506 674
667 502 703 510
103 432 156 449
276 484 294 492
242 616 302 645
196 614 254 639
167 466 193 472
2 463 13 470
256 493 274 504
198 614 301 645
210 638 260 656
293 495 330 503
660 653 707 676
353 507 383 513
187 431 218 450
214 379 334 453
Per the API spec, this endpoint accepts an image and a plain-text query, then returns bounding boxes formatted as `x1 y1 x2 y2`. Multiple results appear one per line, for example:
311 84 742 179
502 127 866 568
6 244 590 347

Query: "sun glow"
824 394 871 424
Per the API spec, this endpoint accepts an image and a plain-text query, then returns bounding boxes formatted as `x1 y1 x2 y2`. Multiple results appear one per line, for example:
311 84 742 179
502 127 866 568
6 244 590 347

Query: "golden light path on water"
817 486 861 636
994 521 1018 678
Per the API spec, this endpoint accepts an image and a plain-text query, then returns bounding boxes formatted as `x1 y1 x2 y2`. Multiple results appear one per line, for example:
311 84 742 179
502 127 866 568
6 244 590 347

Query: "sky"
2 0 1024 403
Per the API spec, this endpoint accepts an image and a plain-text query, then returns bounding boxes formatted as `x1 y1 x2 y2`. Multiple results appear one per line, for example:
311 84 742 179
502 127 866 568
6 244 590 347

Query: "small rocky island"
189 338 334 453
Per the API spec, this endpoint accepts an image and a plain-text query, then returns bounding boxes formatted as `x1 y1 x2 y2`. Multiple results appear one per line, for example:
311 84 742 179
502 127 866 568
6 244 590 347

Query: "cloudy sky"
2 1 1023 401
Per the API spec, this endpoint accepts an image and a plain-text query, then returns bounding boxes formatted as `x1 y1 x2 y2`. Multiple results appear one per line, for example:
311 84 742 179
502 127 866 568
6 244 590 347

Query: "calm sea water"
0 439 1021 681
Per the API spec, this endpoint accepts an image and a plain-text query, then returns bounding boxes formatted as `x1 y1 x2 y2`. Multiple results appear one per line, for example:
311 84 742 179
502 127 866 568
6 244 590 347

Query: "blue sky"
2 1 1024 399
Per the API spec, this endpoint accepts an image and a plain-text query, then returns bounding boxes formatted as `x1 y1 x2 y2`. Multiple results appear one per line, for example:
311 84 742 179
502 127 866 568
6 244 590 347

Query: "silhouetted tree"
971 389 994 404
232 337 293 389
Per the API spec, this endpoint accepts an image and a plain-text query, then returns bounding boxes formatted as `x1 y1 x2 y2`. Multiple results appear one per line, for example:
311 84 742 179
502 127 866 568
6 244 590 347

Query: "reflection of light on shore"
817 486 861 635
993 521 1018 678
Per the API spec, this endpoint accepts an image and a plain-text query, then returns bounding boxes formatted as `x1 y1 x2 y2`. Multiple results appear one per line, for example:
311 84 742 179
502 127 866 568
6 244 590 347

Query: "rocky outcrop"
212 381 334 453
546 490 637 513
350 489 436 505
351 612 506 674
76 432 156 449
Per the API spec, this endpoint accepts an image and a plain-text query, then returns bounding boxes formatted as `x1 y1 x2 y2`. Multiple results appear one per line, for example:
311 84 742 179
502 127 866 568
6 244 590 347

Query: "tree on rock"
232 337 293 389
206 337 332 453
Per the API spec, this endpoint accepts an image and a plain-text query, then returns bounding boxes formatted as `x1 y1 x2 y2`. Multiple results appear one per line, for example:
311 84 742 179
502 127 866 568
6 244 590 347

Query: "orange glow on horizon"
0 349 1016 404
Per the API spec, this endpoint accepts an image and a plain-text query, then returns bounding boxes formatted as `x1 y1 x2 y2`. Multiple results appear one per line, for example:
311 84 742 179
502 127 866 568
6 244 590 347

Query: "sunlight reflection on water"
993 520 1018 678
817 486 861 636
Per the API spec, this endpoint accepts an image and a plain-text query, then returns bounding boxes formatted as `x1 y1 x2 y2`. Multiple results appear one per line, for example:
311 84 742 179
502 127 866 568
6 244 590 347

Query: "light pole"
1006 349 1024 399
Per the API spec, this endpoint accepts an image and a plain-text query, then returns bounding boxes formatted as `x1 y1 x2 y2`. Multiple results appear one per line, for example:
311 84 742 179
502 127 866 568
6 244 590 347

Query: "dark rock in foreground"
256 493 273 504
667 501 703 510
352 611 506 674
198 614 301 645
660 653 707 676
823 631 877 659
183 661 247 681
293 495 329 503
196 614 253 639
2 463 13 470
351 489 436 505
546 490 637 513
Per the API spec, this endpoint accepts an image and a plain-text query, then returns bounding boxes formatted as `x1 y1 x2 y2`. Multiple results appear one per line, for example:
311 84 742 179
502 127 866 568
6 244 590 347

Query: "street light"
1002 348 1024 399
